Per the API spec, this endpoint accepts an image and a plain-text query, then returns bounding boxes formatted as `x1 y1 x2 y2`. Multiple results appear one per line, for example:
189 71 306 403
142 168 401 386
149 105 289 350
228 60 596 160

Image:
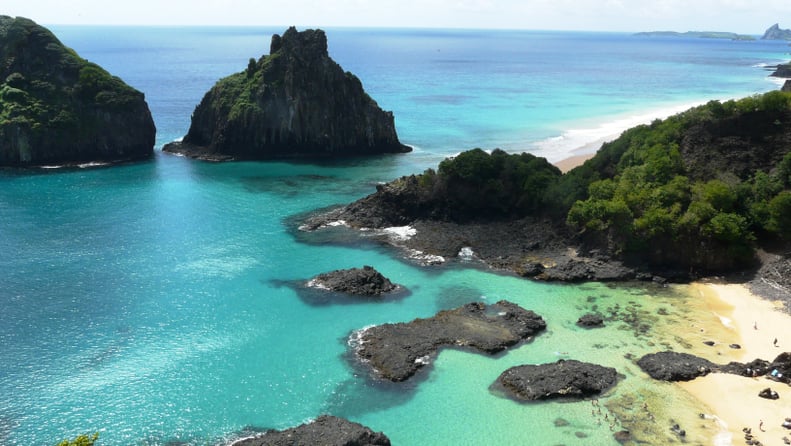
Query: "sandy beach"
554 153 595 172
679 283 791 445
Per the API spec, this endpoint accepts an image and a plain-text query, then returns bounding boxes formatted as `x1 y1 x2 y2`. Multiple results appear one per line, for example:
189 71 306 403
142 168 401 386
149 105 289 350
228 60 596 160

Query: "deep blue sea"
1 27 789 446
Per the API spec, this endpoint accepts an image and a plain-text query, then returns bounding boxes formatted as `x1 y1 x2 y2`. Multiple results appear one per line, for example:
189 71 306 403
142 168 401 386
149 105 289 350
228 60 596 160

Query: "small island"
762 23 791 40
164 27 410 160
635 30 755 41
0 16 155 167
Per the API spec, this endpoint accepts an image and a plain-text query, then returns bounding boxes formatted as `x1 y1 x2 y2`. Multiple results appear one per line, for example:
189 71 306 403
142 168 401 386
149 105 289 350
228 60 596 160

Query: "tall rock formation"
163 27 410 160
0 16 155 166
761 23 791 40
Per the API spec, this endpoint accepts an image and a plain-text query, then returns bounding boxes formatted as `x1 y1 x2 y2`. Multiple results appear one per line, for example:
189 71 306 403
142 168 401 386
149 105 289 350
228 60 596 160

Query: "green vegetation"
407 91 791 271
412 148 562 220
0 15 145 151
56 433 99 446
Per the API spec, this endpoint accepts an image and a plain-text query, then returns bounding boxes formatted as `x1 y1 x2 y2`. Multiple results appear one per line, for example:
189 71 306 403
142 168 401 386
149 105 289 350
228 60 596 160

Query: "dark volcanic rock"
576 313 605 328
636 351 715 381
232 415 390 446
308 265 398 296
164 27 410 160
351 300 546 382
494 359 619 401
783 80 791 92
758 387 780 400
0 16 155 166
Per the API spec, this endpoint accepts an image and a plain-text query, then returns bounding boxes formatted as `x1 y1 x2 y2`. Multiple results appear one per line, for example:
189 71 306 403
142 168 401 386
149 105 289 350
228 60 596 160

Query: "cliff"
772 62 791 78
762 24 791 40
163 27 410 160
0 16 155 167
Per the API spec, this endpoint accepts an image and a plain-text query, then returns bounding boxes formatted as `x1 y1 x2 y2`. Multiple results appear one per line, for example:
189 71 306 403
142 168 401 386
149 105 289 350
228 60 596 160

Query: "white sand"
679 283 791 445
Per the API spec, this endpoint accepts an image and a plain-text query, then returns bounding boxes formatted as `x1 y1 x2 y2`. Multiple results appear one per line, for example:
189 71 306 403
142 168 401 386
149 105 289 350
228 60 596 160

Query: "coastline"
679 283 791 445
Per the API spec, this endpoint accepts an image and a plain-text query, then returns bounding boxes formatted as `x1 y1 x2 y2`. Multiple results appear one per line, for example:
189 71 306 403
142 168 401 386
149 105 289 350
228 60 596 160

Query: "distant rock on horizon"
762 23 791 40
0 16 155 167
163 26 411 161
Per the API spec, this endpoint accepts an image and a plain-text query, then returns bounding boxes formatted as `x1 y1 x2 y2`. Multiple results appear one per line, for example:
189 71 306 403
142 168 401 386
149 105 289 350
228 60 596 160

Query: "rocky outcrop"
164 27 410 160
772 63 791 78
0 16 155 166
636 351 715 381
494 360 619 401
307 266 399 296
783 80 791 92
350 300 546 382
762 24 791 40
231 415 390 446
638 351 791 383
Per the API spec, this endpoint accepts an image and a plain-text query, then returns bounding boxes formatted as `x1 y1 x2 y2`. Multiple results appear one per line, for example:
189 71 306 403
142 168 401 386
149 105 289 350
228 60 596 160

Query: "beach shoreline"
679 282 791 446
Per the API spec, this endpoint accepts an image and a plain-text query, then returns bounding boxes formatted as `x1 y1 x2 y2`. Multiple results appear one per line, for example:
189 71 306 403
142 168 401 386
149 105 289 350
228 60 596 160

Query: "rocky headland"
231 415 390 446
772 62 791 78
163 27 410 161
307 265 399 296
301 92 791 290
350 300 546 382
493 360 620 401
762 23 791 40
783 80 791 92
0 16 155 167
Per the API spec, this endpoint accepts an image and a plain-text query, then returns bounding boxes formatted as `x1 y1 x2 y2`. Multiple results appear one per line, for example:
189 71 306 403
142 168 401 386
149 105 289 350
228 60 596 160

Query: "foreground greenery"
407 91 791 271
56 433 98 446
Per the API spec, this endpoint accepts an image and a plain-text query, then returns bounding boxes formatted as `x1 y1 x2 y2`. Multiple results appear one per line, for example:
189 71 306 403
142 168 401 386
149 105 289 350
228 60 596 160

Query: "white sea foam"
414 355 431 365
715 313 734 328
458 246 475 260
347 325 377 351
306 278 330 290
407 249 445 265
383 225 417 241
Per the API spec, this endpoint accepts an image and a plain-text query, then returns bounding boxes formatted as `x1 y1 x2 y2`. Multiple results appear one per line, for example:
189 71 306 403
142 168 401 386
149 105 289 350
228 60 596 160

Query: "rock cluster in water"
164 27 410 160
494 359 620 401
308 265 398 296
232 415 391 446
0 16 155 166
352 300 547 381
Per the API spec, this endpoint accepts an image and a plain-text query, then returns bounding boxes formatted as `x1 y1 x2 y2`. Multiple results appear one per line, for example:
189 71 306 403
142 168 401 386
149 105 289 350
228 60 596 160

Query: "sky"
3 0 791 33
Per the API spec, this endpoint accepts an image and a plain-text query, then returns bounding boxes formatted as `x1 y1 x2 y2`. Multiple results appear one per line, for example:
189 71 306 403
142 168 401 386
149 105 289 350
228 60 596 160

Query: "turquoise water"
1 27 789 445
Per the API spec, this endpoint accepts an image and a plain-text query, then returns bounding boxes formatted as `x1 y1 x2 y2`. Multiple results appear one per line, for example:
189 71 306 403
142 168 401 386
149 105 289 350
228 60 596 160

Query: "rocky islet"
0 16 155 166
163 27 410 160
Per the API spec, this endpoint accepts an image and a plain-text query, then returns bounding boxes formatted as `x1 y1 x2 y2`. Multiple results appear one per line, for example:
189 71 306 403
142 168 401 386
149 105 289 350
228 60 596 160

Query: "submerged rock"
307 265 399 296
0 16 155 166
636 351 715 381
164 27 410 160
576 313 605 328
351 300 546 382
494 359 620 401
231 415 390 446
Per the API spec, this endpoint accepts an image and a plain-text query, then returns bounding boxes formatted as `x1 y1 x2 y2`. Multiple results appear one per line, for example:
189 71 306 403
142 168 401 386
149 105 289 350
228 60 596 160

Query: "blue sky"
3 0 791 33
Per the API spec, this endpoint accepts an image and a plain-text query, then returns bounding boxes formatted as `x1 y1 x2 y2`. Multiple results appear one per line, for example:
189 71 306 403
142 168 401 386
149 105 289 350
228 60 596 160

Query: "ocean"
1 27 788 445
